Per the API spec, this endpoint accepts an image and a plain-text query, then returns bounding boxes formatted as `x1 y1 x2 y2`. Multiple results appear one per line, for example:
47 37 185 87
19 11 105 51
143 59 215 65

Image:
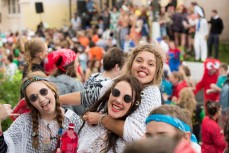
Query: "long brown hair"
79 75 143 153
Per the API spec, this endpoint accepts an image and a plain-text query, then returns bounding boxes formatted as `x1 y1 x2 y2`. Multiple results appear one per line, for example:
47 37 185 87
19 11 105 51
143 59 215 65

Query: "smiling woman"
0 71 82 153
78 75 143 153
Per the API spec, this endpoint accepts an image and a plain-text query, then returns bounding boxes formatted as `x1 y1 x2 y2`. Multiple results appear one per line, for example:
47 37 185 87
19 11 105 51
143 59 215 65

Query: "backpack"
220 78 229 113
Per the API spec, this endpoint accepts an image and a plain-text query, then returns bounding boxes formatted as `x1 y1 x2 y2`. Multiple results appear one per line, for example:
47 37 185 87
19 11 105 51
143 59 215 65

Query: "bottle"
61 123 78 153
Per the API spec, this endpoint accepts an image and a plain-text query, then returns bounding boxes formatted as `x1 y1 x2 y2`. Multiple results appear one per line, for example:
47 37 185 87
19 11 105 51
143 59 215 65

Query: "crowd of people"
0 0 228 153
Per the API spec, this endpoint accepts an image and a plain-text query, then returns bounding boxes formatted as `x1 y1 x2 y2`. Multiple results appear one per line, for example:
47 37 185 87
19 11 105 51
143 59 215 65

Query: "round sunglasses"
28 88 48 102
111 88 133 103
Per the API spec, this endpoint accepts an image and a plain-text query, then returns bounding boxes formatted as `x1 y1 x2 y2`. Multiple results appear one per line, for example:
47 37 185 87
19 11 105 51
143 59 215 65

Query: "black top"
0 133 7 153
22 63 44 80
209 17 224 35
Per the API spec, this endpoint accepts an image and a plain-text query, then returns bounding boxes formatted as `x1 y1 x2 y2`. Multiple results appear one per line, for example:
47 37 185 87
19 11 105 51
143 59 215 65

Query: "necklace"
39 119 60 152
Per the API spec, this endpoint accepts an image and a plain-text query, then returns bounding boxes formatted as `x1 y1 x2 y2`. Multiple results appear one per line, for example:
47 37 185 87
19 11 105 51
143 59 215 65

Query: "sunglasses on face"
28 88 48 102
111 88 133 103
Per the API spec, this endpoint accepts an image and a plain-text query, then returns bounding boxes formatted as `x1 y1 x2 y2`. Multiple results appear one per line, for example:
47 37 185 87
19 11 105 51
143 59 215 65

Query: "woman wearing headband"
0 71 82 153
145 105 201 153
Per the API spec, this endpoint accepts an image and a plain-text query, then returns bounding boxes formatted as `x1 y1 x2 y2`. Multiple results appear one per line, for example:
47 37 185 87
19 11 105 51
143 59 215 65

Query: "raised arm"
59 92 81 106
0 104 20 153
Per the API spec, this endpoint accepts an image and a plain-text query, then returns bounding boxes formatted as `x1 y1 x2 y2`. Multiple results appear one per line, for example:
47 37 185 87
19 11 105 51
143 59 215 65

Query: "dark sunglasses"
29 88 48 102
111 88 133 103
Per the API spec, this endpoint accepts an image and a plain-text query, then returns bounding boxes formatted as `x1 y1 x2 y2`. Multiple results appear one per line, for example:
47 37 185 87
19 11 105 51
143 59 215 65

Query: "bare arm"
83 112 124 137
102 116 124 137
59 92 81 105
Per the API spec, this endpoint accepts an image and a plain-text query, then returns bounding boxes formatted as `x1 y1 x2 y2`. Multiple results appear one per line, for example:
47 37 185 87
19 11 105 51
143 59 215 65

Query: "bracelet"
98 114 107 126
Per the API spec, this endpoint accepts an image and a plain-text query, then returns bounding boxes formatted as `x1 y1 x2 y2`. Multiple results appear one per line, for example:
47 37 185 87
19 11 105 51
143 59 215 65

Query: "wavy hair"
125 44 164 86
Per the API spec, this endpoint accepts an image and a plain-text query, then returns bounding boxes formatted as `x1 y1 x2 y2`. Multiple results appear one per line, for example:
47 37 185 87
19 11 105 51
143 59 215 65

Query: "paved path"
183 61 204 83
183 61 204 103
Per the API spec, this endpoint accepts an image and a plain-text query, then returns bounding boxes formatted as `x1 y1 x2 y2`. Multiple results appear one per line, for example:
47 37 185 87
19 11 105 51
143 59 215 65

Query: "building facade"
0 0 76 33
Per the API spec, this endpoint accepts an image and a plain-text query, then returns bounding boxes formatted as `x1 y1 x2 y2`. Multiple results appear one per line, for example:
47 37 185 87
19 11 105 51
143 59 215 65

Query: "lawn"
183 42 229 64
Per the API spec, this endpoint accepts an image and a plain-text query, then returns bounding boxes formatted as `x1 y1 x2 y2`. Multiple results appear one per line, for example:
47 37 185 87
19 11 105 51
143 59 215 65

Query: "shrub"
0 71 22 131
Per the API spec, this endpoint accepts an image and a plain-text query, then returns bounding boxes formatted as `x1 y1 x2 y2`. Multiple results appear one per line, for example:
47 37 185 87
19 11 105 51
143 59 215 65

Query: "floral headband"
22 76 48 91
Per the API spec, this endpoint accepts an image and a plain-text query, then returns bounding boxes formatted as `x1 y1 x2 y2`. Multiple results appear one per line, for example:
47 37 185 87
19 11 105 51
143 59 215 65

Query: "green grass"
182 43 229 64
219 43 229 64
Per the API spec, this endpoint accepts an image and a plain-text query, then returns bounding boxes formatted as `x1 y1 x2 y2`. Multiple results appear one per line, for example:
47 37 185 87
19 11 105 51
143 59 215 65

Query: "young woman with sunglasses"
0 71 82 153
76 75 143 153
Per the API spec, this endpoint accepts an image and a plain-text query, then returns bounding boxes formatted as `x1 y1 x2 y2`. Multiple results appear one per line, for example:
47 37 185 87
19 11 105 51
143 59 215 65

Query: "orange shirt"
88 46 103 61
78 36 89 47
92 35 99 43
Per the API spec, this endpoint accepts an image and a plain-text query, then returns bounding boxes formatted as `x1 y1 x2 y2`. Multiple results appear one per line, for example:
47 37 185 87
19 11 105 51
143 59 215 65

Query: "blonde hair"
24 38 46 73
177 87 197 113
125 44 164 86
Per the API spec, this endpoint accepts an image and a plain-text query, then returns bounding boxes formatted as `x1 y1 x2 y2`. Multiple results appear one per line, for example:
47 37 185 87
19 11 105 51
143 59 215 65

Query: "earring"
32 131 38 137
135 101 140 106
141 91 145 97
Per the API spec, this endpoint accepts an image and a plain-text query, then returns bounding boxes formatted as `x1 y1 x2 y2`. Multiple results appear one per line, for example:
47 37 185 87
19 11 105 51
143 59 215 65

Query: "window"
8 0 20 14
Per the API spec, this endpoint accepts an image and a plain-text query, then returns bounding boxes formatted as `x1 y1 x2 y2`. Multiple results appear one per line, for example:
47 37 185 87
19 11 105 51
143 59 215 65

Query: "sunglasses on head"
111 88 133 103
28 88 48 102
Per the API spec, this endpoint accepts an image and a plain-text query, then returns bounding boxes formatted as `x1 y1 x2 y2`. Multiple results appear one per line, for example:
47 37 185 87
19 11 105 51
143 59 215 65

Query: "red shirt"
172 80 188 99
201 116 226 153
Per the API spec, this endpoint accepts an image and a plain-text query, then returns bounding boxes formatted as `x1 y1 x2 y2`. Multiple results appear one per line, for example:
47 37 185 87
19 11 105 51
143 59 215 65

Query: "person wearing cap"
145 105 201 153
45 49 86 115
193 8 208 62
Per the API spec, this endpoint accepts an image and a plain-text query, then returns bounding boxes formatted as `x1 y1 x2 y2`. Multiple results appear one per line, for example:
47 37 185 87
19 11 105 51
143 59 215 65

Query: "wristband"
98 114 107 126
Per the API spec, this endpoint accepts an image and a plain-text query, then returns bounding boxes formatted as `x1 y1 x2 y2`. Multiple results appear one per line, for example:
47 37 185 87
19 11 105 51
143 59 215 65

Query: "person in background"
193 9 208 62
167 41 181 72
145 105 200 152
0 71 82 153
71 12 82 34
176 87 203 142
224 119 229 153
21 38 48 98
123 136 181 153
220 74 229 128
46 49 86 115
169 71 188 103
4 54 18 81
201 101 226 153
206 63 228 94
161 70 173 104
178 64 195 88
207 9 224 59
